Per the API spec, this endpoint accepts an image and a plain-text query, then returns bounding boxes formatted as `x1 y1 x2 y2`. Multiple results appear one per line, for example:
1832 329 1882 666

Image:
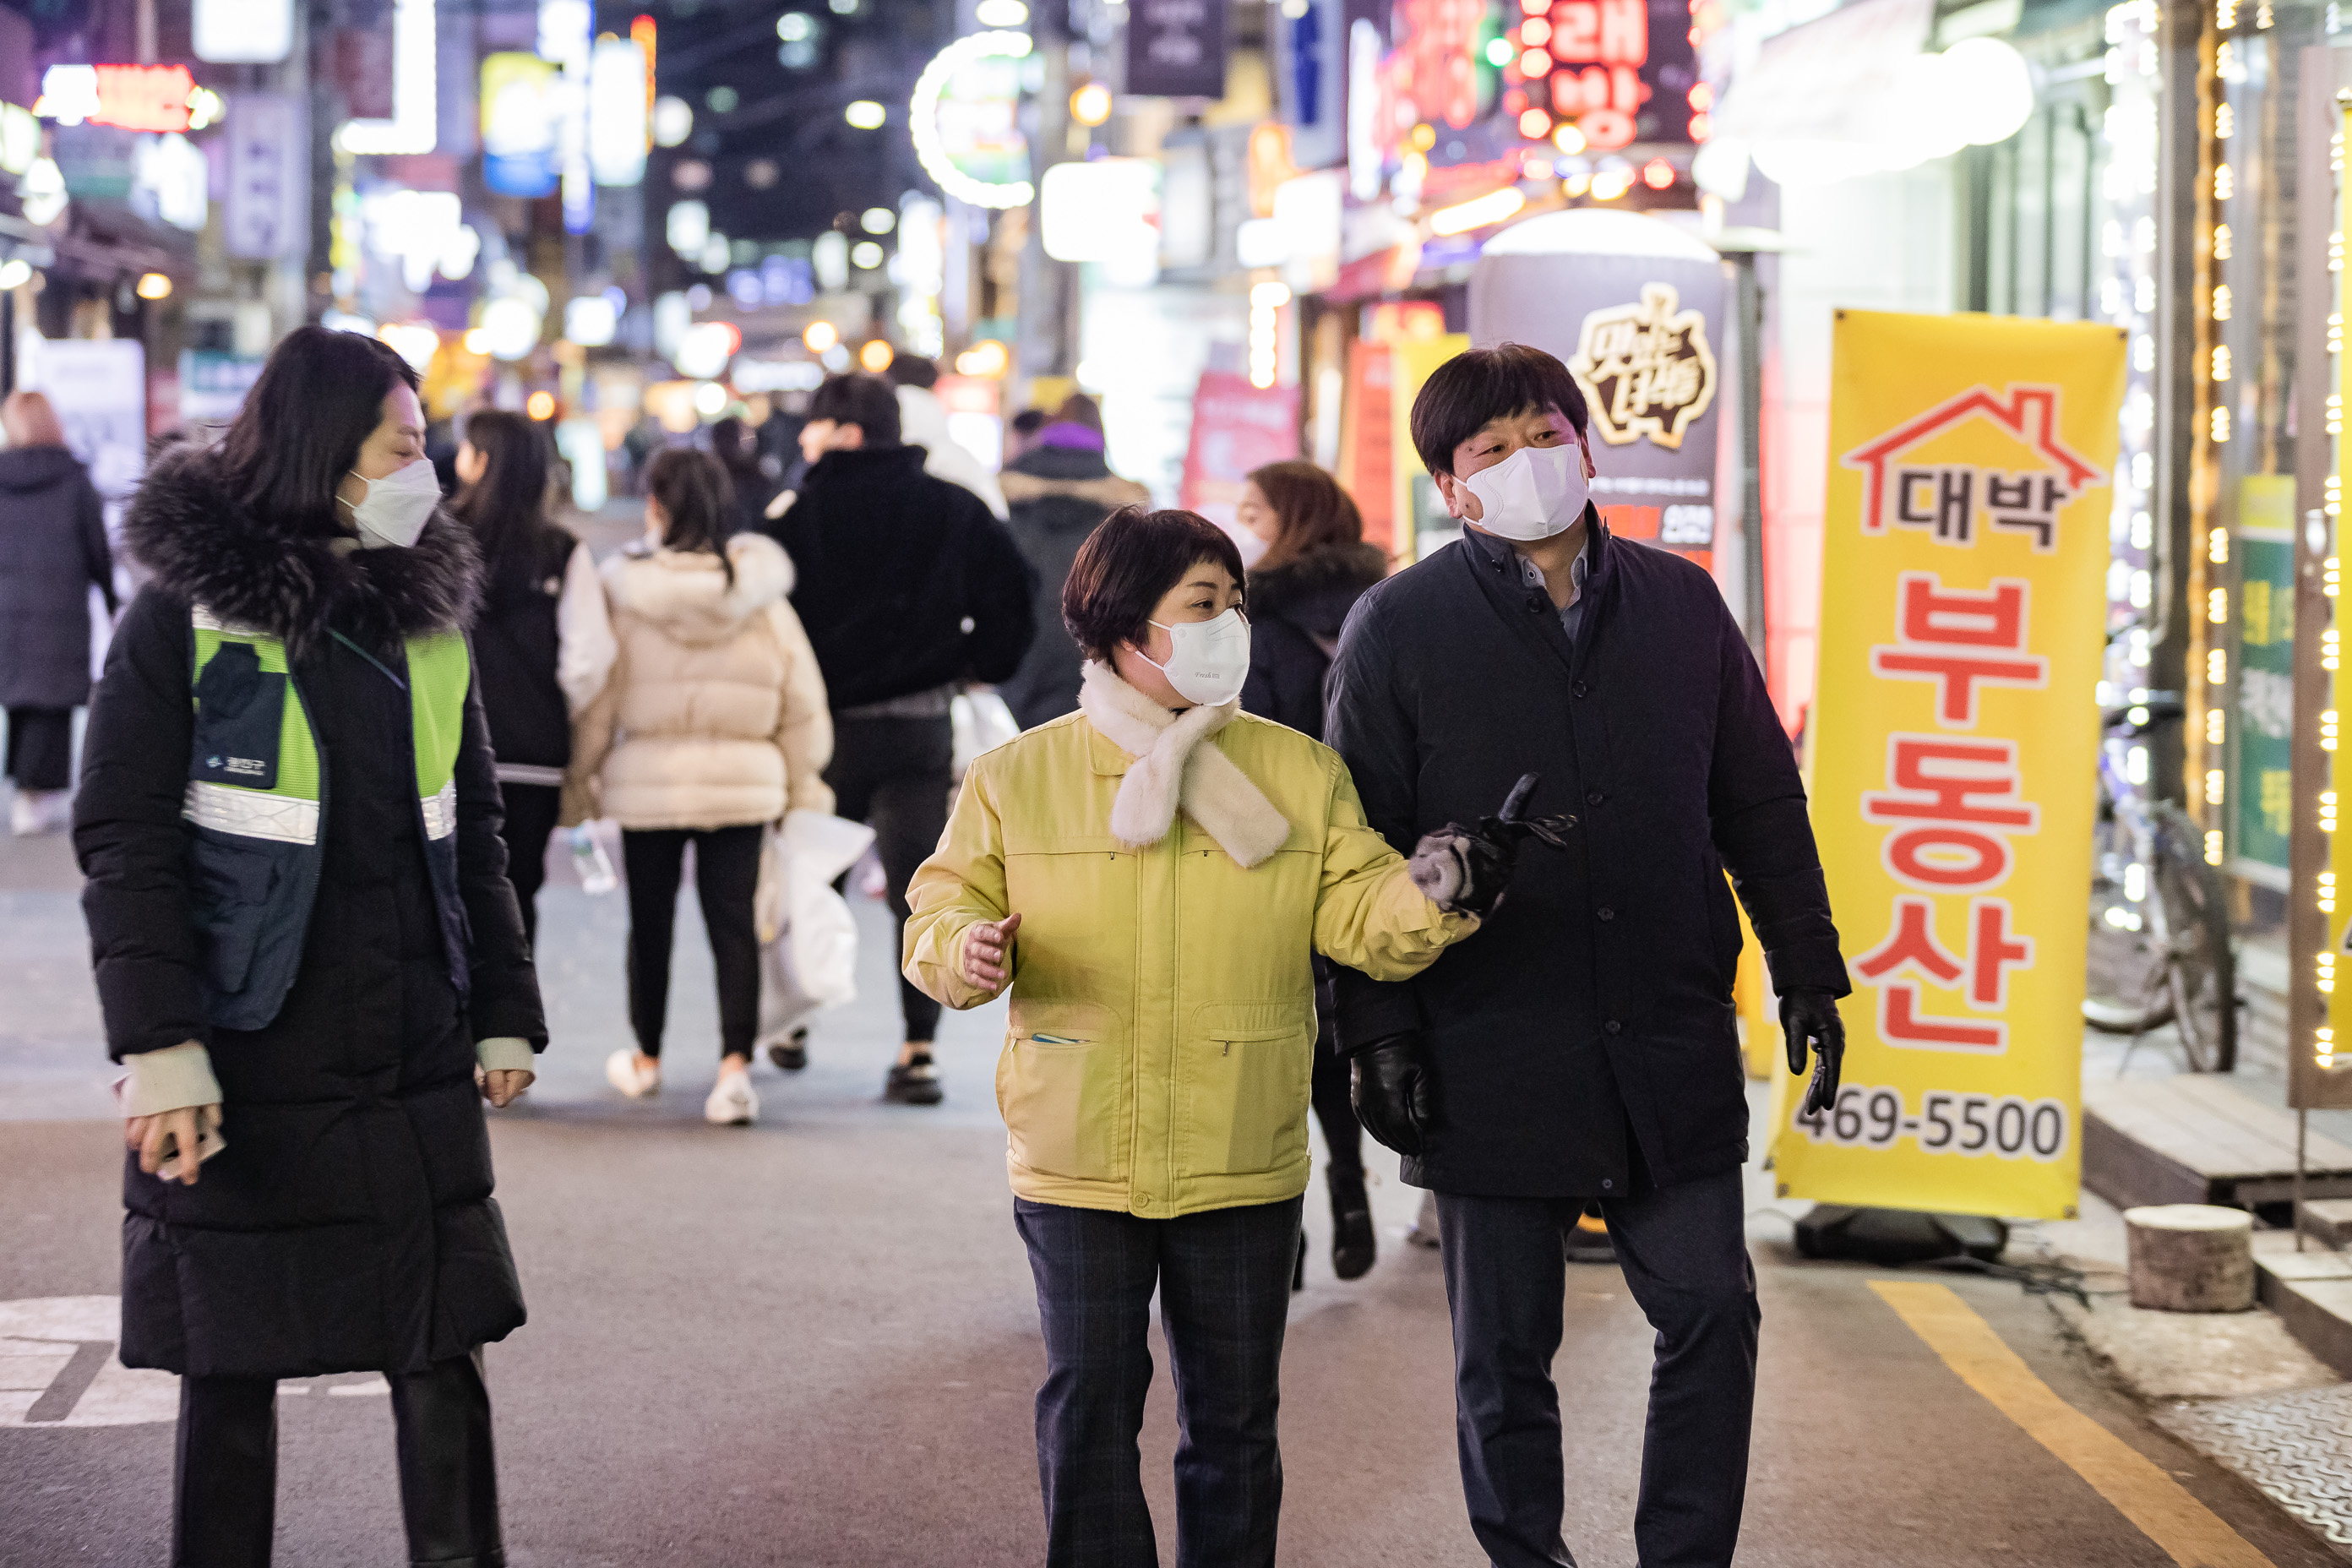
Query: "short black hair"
1408 342 1589 476
885 355 940 389
1064 507 1246 664
1011 408 1048 435
808 373 902 447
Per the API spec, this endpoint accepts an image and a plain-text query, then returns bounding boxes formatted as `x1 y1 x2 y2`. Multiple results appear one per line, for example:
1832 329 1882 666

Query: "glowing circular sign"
911 31 1033 210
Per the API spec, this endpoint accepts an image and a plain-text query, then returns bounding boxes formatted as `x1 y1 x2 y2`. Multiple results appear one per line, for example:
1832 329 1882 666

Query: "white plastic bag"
755 810 879 1046
950 689 1021 781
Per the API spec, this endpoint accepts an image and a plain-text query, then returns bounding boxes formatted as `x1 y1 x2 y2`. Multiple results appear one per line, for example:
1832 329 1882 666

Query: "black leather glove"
1351 1032 1435 1157
1407 774 1576 918
1781 987 1846 1117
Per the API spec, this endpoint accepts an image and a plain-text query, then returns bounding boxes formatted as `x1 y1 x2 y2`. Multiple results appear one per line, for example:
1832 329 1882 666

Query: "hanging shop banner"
224 94 308 259
1179 371 1299 533
1469 214 1723 574
1769 308 2125 1222
2232 475 2295 883
1127 0 1229 99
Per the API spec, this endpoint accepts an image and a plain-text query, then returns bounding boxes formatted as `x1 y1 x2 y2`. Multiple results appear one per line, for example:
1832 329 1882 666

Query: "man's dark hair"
1064 506 1246 663
1407 342 1589 477
808 373 902 447
885 355 940 389
1010 408 1048 437
219 325 421 536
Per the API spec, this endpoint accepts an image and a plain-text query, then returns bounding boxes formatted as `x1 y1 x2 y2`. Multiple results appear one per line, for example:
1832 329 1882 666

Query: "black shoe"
766 1028 808 1073
884 1054 944 1105
1329 1165 1376 1281
1564 1204 1615 1264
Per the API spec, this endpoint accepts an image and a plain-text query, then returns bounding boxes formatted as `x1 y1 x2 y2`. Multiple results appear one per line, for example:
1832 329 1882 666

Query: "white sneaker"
705 1069 757 1126
10 791 64 837
605 1048 661 1098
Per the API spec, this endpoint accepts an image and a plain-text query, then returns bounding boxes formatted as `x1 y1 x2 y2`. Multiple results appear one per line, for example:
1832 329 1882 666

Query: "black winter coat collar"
124 449 479 657
1246 542 1389 643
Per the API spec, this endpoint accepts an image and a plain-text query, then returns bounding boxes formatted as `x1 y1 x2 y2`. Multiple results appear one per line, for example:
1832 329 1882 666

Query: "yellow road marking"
1872 1280 2273 1568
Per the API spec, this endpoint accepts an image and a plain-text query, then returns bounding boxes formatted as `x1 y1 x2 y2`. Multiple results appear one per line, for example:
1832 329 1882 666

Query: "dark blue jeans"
1437 1169 1758 1568
1014 1195 1304 1568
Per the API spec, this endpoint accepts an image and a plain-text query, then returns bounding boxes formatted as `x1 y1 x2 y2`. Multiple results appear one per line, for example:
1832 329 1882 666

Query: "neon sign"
36 64 198 133
910 31 1033 210
1502 0 1701 154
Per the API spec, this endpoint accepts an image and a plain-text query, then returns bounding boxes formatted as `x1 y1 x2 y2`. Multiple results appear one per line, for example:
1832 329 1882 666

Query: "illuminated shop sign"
1505 0 1700 155
481 53 560 198
35 64 214 133
911 31 1033 210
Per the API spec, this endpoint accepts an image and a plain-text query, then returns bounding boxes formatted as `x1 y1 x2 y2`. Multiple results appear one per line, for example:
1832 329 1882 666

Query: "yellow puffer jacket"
903 704 1478 1218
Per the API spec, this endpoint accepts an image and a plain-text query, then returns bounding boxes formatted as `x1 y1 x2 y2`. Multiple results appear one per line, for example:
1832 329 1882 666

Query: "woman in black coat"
1234 460 1391 1282
74 328 547 1568
0 390 114 837
452 409 613 945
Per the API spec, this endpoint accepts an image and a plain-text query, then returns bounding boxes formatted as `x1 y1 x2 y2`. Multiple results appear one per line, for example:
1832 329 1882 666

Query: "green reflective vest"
186 604 474 1030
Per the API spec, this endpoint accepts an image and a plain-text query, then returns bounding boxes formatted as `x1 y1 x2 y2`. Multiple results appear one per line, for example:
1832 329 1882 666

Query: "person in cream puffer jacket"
568 448 832 1124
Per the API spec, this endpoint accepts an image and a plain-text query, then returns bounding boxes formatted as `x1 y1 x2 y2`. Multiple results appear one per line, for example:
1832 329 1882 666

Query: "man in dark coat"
0 391 114 836
1326 344 1848 1568
763 371 1036 1102
992 395 1149 731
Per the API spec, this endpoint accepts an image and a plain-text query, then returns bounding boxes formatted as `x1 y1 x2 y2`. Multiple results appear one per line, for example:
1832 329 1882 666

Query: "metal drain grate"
2156 1385 2352 1554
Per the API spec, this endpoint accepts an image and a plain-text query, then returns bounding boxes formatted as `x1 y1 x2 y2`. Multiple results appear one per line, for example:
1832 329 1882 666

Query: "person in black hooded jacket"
75 328 546 1568
1234 460 1391 1285
0 391 114 837
761 371 1034 1102
992 395 1149 731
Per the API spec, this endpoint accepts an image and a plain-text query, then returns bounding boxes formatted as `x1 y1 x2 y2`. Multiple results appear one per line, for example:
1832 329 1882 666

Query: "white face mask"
1231 525 1271 571
1138 607 1252 707
345 458 443 549
1460 440 1591 542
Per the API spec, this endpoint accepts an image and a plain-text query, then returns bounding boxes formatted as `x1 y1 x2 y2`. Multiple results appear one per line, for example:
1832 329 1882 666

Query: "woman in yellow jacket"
904 507 1535 1568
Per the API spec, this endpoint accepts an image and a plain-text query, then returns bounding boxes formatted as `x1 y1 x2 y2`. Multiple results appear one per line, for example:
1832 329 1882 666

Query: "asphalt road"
2 836 2343 1566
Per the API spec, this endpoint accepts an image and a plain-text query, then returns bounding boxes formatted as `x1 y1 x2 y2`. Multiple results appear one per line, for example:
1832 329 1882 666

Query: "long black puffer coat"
0 444 113 708
1239 540 1388 743
75 451 546 1379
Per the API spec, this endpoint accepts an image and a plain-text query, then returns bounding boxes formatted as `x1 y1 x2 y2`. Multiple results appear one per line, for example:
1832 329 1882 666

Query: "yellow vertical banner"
1390 333 1470 561
1771 309 2126 1220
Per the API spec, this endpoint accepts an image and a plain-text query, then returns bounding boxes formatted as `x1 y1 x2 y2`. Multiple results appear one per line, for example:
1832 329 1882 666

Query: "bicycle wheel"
2083 806 2175 1035
2149 802 2237 1072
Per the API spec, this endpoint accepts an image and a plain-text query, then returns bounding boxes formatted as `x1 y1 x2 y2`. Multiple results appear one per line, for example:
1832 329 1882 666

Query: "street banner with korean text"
1769 309 2125 1221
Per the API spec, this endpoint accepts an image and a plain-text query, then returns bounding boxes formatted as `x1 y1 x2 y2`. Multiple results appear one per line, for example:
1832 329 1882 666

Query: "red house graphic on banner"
1840 385 2103 553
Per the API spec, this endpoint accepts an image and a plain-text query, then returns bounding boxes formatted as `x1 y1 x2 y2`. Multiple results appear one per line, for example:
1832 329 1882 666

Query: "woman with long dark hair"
451 409 614 945
568 447 834 1125
75 325 547 1565
1233 460 1392 1282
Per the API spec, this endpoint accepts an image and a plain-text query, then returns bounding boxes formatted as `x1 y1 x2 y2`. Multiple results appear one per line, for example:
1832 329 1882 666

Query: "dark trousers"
1015 1195 1303 1568
4 705 72 791
1308 1043 1361 1176
622 823 763 1060
496 783 560 950
824 714 951 1044
1437 1169 1757 1568
174 1351 503 1568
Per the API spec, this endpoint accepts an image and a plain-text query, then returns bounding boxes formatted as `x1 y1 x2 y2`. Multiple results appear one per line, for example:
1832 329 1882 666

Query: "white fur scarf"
1078 662 1292 868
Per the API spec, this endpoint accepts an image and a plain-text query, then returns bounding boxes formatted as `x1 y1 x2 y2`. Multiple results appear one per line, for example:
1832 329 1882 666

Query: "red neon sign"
92 64 195 133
